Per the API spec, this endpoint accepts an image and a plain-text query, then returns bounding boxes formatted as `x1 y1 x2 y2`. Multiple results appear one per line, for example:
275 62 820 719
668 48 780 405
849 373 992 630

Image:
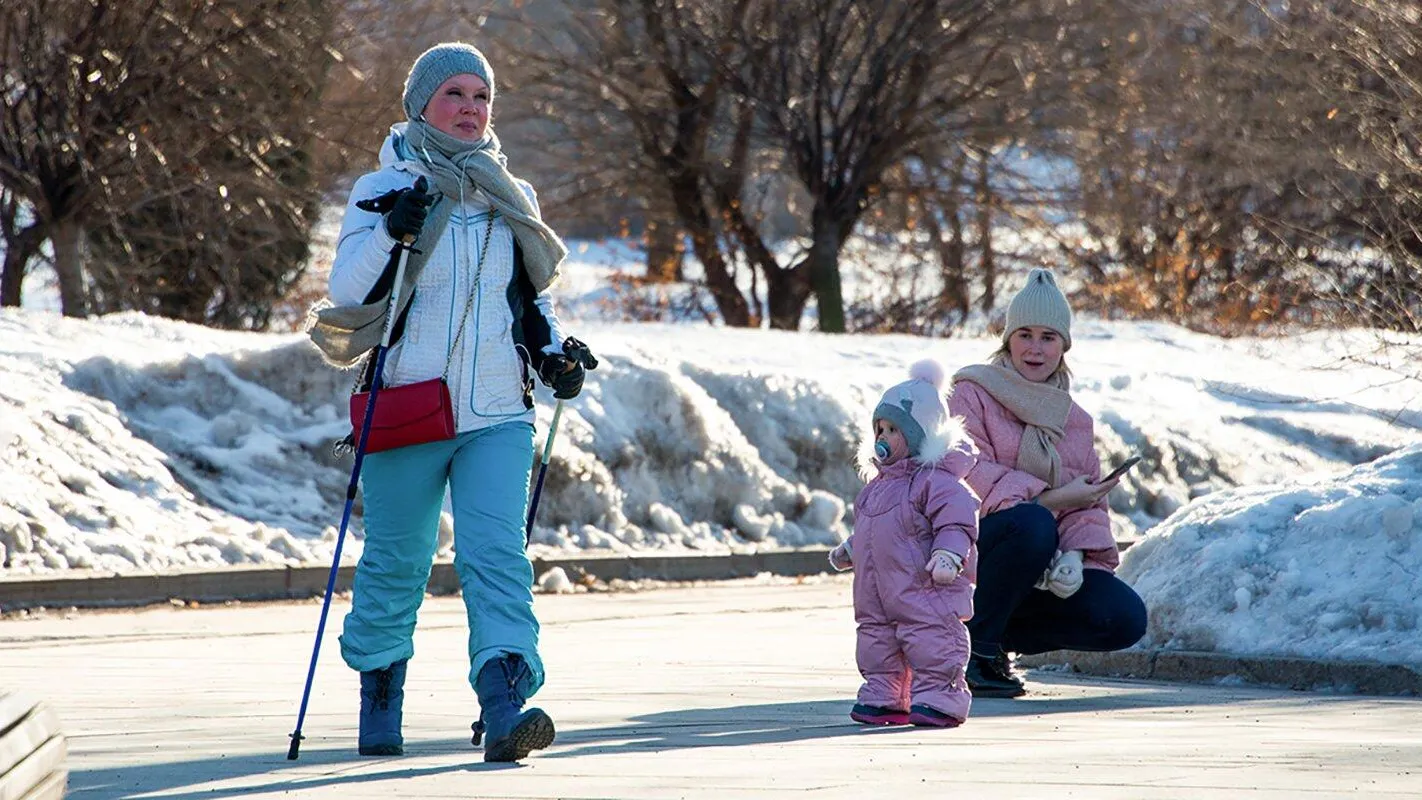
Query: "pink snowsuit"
846 441 980 722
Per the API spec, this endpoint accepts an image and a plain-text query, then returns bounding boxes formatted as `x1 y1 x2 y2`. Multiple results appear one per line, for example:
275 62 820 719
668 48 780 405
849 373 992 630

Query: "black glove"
537 337 598 400
383 176 433 242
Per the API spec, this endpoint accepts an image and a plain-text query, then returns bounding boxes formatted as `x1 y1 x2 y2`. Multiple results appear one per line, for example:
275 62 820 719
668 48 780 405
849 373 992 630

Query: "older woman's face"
422 74 490 142
1008 326 1065 383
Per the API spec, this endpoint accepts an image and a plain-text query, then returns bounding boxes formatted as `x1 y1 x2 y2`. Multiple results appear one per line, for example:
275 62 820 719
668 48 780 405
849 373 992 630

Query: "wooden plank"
0 703 61 784
14 771 64 800
0 695 33 739
0 737 65 800
0 693 65 800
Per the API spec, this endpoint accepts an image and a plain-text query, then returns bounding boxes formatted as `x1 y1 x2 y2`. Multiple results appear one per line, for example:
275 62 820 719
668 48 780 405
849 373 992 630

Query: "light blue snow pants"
339 420 543 698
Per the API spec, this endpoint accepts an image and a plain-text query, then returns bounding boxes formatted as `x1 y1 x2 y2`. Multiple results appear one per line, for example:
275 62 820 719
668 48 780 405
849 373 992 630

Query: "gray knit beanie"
402 42 496 121
1003 268 1073 350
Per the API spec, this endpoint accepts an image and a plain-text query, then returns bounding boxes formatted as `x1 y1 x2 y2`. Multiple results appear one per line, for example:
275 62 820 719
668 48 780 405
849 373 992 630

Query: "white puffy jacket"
329 132 567 433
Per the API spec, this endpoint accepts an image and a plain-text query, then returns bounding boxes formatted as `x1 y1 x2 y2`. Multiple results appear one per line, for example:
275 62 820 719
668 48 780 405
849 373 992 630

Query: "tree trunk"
922 191 969 320
764 263 812 330
975 159 996 314
0 251 24 307
644 215 685 283
50 219 88 317
0 223 44 307
667 177 751 327
809 209 846 333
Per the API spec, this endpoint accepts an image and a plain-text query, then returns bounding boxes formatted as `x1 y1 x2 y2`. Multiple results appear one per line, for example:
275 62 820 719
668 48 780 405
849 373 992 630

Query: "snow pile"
0 312 348 573
1120 443 1422 665
2 306 1420 576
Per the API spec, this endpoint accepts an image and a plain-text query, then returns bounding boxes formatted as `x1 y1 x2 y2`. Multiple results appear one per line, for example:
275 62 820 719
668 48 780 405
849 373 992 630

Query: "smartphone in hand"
1098 455 1142 484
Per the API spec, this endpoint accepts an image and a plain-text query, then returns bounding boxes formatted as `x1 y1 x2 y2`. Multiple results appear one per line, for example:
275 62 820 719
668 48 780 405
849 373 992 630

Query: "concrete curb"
0 540 1143 612
1019 649 1422 697
0 549 840 612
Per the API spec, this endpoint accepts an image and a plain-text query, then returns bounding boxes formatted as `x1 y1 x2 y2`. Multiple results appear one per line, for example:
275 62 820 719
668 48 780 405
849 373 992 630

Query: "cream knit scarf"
952 358 1073 487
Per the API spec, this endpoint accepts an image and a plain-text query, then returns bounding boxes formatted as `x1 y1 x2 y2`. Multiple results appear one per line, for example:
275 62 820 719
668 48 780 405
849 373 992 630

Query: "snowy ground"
4 245 1422 666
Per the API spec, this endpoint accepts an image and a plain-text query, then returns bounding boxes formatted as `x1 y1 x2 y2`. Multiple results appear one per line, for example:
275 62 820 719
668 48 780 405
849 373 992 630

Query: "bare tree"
1028 1 1321 328
502 0 764 326
707 0 1032 331
503 0 1040 331
84 2 337 328
0 1 337 322
1254 0 1422 332
0 187 44 307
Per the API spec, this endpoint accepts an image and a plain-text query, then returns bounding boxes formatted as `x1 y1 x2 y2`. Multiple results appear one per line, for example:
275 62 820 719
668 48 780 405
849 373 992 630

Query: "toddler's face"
874 419 909 465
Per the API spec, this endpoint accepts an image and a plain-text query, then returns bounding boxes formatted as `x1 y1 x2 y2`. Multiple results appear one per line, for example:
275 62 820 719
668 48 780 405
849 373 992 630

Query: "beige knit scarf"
308 122 566 367
952 359 1073 488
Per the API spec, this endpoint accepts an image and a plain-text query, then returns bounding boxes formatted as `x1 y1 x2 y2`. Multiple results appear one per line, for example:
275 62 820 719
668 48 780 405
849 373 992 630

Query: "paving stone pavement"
2 578 1419 799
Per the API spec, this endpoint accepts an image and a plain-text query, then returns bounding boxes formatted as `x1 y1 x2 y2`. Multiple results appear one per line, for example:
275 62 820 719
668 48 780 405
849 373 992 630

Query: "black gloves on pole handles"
538 337 599 400
384 177 434 242
354 176 435 242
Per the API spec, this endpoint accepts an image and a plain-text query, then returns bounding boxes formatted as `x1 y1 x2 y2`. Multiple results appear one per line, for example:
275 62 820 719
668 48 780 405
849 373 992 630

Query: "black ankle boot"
966 650 1026 698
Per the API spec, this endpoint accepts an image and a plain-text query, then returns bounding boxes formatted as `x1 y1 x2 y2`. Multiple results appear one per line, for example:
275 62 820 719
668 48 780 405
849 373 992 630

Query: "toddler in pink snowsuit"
829 360 980 727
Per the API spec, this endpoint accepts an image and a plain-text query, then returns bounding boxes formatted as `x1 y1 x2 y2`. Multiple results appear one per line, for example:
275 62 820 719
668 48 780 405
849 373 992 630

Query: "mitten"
829 541 853 572
1046 549 1084 598
925 549 964 586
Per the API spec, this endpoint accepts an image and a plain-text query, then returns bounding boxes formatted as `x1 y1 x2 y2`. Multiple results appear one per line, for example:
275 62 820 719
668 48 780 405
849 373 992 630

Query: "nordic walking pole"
525 399 564 545
525 340 598 545
287 227 417 761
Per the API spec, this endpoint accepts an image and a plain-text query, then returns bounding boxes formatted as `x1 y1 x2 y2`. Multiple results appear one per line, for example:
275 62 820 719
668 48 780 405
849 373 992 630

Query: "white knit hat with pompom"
872 359 948 457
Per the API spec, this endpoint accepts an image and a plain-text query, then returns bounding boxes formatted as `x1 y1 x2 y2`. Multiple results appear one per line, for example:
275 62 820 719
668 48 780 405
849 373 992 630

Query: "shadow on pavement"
66 676 1317 797
546 679 1279 759
65 740 508 800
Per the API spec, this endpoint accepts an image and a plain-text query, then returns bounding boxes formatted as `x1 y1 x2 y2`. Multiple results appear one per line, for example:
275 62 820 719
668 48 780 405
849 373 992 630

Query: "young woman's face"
874 419 909 464
421 74 491 142
1008 326 1065 383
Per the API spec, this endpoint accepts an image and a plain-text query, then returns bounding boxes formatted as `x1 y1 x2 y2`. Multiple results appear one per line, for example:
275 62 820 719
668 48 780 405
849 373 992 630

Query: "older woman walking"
311 42 590 761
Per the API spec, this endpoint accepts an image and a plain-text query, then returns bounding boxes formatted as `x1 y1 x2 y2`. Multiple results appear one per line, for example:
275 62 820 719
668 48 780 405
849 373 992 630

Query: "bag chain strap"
350 211 496 395
443 211 497 381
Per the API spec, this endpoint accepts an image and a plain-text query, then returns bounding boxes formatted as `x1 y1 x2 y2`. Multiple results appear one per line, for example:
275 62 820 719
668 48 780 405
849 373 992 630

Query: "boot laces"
368 666 396 711
500 655 531 706
987 651 1016 681
472 656 531 746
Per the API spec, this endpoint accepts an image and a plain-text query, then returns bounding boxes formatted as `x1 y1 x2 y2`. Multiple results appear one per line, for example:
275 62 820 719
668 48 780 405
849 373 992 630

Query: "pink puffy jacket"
845 440 981 621
948 379 1120 572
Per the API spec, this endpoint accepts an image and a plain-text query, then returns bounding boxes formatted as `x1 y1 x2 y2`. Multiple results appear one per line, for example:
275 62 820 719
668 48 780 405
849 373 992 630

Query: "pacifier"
874 440 891 460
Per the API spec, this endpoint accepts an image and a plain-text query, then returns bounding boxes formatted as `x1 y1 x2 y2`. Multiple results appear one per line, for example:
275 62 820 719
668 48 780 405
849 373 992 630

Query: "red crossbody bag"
348 213 494 453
